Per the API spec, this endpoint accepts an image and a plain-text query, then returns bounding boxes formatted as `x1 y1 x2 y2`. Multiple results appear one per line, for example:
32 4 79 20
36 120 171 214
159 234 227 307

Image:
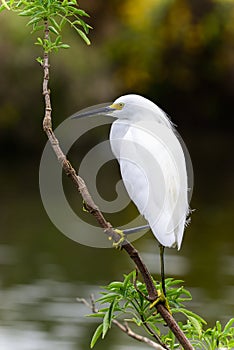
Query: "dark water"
0 131 233 349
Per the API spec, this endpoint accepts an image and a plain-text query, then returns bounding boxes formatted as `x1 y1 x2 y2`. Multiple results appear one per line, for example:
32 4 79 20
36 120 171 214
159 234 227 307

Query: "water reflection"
0 239 233 349
0 277 96 350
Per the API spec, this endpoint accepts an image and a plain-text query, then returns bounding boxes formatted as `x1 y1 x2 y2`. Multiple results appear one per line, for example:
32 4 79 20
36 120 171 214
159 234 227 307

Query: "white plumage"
74 94 190 249
109 94 189 249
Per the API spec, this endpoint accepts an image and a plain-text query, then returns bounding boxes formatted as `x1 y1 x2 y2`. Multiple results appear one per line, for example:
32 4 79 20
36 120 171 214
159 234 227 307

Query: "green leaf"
50 17 61 31
48 25 59 35
102 298 118 339
102 311 110 339
123 270 135 290
27 17 41 26
14 0 24 9
55 35 62 45
36 56 44 65
166 279 184 286
86 313 106 318
174 308 207 325
72 8 90 17
108 299 117 324
35 37 43 46
74 27 91 45
96 307 109 313
59 16 67 28
1 0 10 10
19 8 35 16
66 6 87 15
223 318 234 332
187 315 203 337
90 323 103 348
59 44 70 49
108 281 124 290
97 293 119 304
215 320 222 333
77 17 90 34
146 321 161 336
0 4 6 12
132 316 143 326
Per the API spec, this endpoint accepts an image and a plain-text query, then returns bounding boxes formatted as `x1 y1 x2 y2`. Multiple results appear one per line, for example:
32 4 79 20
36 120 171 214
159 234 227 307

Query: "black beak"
72 105 115 119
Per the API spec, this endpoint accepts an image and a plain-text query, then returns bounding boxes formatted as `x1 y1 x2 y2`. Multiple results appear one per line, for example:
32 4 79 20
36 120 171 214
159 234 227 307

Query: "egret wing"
110 119 188 248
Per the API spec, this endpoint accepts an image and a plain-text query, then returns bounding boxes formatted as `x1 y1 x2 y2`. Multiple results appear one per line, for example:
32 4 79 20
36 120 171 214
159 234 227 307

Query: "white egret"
74 94 190 294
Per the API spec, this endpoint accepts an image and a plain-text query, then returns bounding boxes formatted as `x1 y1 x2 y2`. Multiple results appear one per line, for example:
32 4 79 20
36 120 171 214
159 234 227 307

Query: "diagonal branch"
41 18 157 302
41 19 194 350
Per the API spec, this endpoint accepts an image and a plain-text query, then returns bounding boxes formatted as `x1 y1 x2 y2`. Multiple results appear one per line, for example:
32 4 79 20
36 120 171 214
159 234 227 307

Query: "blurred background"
0 0 233 349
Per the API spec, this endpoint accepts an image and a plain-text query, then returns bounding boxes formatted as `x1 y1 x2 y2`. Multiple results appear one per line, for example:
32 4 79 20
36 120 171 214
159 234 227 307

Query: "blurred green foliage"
0 0 233 155
106 0 234 128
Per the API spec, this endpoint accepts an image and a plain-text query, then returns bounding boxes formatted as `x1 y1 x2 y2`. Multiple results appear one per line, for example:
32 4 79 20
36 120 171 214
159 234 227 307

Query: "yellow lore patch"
110 102 125 110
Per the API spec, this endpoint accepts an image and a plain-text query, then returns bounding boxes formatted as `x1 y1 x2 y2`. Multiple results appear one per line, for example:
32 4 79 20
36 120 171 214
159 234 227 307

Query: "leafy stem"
0 0 91 51
86 273 234 349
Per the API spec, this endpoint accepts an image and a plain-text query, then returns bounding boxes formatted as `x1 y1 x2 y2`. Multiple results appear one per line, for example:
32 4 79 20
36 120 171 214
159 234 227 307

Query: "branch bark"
41 19 194 350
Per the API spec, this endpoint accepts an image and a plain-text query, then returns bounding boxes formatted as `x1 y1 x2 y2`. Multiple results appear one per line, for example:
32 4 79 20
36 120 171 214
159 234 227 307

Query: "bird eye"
110 102 125 110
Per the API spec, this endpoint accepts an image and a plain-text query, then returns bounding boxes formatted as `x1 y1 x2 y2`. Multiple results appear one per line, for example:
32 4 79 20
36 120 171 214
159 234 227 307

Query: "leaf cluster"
0 0 91 52
198 319 234 350
88 271 234 349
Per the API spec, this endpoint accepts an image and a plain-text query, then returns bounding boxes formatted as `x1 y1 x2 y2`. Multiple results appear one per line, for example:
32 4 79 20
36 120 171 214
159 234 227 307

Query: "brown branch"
41 19 194 350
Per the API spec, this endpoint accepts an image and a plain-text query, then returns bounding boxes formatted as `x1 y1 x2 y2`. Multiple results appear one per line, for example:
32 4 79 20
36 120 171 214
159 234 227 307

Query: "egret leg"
150 246 171 313
121 224 150 235
112 225 149 248
159 244 166 296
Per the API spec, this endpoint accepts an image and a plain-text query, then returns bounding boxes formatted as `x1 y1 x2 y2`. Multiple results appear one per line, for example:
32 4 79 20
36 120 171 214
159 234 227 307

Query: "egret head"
73 94 172 127
110 94 171 123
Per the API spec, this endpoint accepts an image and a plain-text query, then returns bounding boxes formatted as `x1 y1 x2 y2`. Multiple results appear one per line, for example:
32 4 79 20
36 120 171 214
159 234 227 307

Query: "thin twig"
77 297 166 350
41 18 194 350
133 268 150 301
116 320 166 350
140 314 170 350
90 294 98 313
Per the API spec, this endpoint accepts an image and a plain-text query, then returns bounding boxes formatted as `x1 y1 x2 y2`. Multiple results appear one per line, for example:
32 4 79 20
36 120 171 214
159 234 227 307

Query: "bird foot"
111 229 125 249
149 289 171 314
82 200 89 212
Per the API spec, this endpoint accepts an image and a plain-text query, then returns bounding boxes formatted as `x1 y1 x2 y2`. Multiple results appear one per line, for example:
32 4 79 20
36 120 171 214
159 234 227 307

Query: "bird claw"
149 289 171 314
82 200 89 212
112 229 125 249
